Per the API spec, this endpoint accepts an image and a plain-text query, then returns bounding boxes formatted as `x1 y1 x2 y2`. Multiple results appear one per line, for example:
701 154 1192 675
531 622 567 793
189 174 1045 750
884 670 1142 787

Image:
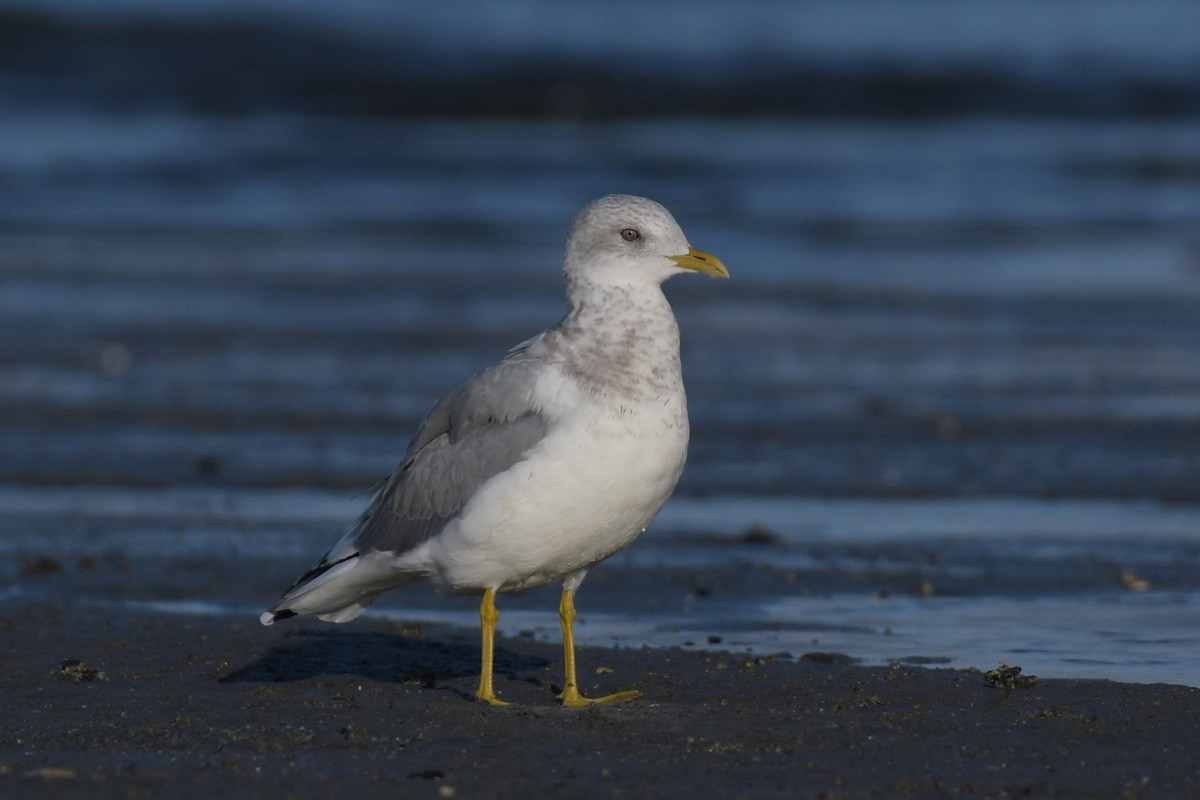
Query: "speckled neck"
545 280 683 401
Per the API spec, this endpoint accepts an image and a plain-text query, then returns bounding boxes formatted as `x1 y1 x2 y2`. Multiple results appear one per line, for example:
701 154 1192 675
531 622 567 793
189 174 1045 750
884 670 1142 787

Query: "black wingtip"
260 608 297 626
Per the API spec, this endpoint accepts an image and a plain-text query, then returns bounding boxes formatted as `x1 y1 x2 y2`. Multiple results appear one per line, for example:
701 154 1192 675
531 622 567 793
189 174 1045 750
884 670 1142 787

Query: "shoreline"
5 600 1198 799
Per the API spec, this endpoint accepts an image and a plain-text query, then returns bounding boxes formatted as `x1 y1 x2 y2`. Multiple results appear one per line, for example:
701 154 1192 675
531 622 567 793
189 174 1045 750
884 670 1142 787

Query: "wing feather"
292 349 551 587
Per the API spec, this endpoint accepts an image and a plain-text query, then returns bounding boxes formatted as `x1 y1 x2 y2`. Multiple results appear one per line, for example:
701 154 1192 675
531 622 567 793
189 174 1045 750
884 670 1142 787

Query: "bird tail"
259 552 415 626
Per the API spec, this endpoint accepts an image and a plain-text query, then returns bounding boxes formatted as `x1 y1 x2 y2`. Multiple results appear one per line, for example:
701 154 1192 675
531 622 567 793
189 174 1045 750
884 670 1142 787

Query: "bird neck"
550 281 683 400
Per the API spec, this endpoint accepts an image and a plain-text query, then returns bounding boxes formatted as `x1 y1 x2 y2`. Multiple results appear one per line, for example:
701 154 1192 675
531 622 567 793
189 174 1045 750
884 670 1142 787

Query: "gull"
261 194 729 706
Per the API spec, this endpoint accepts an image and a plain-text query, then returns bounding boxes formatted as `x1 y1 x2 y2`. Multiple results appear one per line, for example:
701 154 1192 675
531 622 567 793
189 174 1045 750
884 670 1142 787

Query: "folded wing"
262 350 551 622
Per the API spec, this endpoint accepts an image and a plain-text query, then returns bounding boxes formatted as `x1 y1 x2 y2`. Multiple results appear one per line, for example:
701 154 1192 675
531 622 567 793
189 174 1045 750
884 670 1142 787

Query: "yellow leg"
558 589 640 708
475 589 509 706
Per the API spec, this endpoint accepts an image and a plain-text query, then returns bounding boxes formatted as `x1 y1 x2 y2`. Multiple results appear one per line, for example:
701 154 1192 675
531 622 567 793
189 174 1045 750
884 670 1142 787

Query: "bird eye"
620 228 640 242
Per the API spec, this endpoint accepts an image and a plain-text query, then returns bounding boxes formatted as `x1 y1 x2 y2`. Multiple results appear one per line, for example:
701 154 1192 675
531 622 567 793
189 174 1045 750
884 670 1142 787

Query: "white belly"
410 397 688 593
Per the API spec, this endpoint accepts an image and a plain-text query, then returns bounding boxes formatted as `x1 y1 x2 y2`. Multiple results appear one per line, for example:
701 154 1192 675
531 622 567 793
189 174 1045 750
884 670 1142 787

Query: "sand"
4 597 1198 800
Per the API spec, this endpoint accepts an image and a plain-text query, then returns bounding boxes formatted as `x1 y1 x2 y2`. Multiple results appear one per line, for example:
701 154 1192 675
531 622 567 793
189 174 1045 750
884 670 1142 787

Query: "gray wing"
295 349 552 583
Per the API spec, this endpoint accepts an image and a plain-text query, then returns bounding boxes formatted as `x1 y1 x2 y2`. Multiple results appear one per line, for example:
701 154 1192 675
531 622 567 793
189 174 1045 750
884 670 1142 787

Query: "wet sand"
5 598 1198 799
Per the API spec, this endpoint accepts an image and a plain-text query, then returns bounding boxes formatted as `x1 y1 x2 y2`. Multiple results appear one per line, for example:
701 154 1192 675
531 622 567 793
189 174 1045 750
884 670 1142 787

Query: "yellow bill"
669 247 729 278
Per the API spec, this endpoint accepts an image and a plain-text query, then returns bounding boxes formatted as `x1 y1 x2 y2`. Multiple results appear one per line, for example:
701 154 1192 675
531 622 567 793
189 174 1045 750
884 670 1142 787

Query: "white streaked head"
563 195 728 289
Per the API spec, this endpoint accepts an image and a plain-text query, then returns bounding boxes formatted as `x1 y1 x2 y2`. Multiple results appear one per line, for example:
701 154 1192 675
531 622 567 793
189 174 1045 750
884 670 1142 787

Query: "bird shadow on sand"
220 628 551 691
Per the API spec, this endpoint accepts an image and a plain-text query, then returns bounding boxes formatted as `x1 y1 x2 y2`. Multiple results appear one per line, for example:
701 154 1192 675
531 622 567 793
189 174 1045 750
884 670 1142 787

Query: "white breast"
410 363 689 593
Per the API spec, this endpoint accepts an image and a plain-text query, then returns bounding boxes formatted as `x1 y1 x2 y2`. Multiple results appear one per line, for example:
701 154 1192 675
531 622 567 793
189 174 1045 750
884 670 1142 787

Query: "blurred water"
2 0 1199 685
4 487 1199 685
